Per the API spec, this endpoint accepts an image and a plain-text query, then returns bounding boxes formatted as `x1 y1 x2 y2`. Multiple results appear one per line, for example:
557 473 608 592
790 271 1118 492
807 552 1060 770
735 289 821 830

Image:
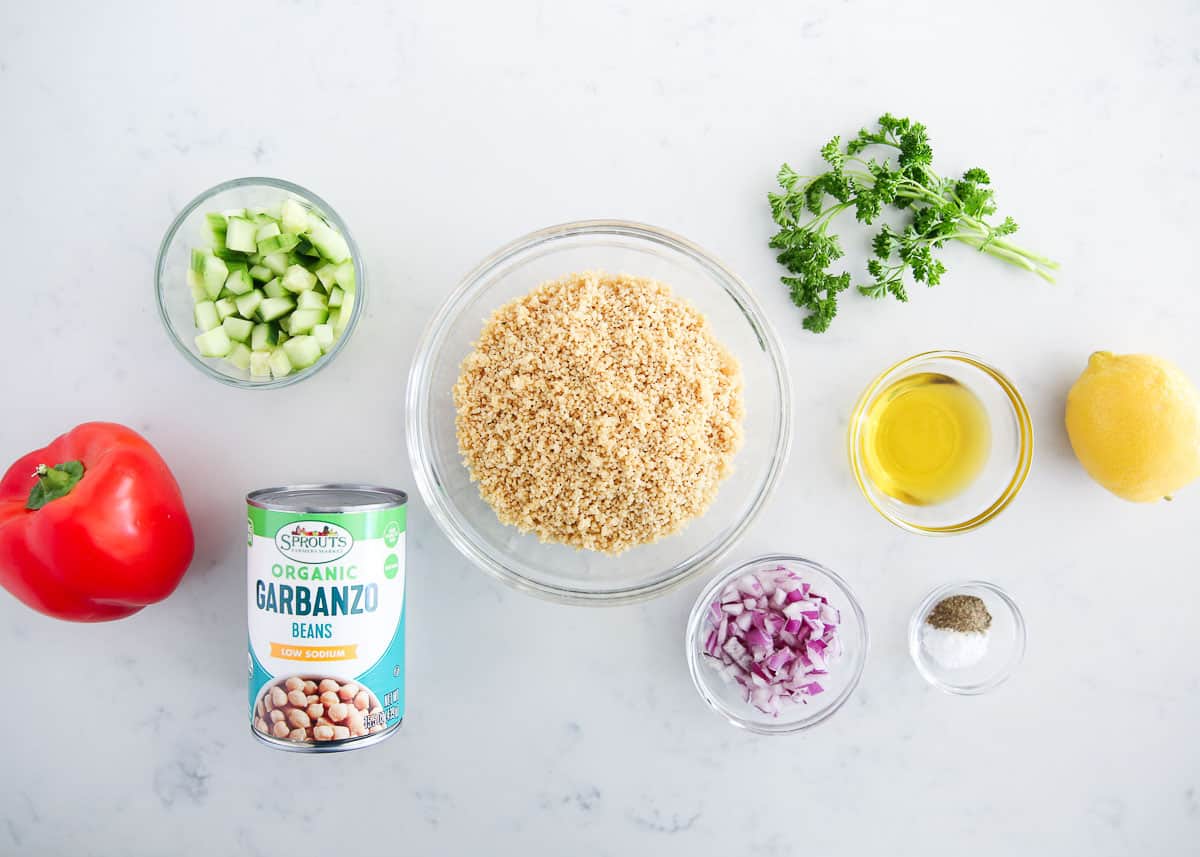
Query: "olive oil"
860 372 991 506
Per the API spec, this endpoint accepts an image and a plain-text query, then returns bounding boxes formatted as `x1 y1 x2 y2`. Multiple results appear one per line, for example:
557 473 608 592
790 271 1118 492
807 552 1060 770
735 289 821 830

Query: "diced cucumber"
205 212 227 243
249 350 272 378
315 264 338 290
187 270 207 302
306 215 350 262
282 335 322 369
295 237 321 258
281 198 308 234
223 268 253 296
333 260 355 292
262 252 289 276
259 296 296 322
312 323 334 353
257 233 300 255
194 252 229 300
214 298 238 321
297 290 327 310
195 326 232 358
213 247 249 263
225 217 258 253
268 348 292 379
263 278 288 299
287 308 328 335
194 300 220 332
235 289 264 319
226 341 252 370
188 197 355 379
334 292 354 333
250 321 278 351
282 264 317 293
222 316 254 342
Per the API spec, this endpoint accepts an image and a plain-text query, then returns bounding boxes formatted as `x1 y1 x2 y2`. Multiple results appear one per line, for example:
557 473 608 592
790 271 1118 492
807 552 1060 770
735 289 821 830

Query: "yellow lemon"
1065 351 1200 502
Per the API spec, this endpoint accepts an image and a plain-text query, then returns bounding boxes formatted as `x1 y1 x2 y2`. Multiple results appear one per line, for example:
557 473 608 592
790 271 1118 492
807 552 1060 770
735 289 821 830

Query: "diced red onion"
700 565 844 717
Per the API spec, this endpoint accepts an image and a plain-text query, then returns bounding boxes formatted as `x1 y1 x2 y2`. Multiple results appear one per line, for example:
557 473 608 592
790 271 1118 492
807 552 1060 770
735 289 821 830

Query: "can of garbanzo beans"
247 484 406 752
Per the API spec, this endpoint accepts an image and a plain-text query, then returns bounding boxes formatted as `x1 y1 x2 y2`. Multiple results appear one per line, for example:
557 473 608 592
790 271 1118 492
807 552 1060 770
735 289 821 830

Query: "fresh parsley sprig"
768 114 1058 332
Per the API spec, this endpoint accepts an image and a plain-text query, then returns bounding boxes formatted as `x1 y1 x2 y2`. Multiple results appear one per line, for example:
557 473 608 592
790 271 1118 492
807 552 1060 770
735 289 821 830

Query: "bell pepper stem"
26 460 86 511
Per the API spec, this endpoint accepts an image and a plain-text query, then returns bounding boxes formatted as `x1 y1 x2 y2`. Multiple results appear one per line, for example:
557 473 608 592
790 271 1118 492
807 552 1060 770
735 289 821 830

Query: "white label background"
247 531 406 679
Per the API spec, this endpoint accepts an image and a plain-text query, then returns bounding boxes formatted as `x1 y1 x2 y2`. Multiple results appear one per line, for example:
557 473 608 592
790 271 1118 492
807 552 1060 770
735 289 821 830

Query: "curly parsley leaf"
767 114 1059 332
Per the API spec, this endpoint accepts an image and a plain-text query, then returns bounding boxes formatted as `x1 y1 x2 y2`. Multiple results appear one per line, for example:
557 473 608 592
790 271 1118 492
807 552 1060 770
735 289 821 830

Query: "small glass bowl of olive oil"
848 351 1033 534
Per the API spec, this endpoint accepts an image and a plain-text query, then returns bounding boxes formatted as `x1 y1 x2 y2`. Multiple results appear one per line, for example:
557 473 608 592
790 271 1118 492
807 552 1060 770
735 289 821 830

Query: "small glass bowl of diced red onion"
685 555 868 734
155 177 364 389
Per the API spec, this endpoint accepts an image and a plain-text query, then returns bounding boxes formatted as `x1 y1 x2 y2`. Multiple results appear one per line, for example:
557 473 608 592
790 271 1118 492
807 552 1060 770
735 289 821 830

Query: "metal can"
246 484 407 752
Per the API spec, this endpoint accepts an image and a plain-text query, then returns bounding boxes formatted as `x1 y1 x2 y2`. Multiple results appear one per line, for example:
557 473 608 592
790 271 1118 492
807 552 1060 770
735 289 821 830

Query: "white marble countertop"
2 1 1198 854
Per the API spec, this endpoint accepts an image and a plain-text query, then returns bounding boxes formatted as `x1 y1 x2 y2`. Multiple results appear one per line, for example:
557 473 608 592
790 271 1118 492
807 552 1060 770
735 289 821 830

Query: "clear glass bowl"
847 350 1033 534
685 555 868 734
155 177 365 389
406 220 792 605
908 580 1026 694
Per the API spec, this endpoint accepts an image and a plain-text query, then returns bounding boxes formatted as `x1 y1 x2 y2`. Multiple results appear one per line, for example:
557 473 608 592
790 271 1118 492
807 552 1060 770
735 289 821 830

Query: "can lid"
247 484 408 513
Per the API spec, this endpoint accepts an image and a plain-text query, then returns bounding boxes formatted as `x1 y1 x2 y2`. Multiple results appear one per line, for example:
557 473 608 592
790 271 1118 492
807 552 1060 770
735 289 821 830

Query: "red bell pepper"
0 422 194 622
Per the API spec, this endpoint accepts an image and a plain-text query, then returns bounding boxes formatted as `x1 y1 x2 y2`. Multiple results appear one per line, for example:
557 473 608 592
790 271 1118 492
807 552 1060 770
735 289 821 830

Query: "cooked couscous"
453 271 744 554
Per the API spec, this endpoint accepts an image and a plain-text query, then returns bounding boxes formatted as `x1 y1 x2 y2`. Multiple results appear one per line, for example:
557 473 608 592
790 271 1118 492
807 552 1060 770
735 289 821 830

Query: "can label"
247 503 405 747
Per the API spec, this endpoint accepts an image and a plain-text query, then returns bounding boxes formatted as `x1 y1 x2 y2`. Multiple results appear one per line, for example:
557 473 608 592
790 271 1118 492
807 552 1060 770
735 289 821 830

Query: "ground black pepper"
926 594 991 634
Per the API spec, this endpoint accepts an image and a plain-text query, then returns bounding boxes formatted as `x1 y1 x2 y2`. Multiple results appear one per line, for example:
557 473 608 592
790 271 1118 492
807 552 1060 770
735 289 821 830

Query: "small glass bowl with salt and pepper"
908 581 1025 695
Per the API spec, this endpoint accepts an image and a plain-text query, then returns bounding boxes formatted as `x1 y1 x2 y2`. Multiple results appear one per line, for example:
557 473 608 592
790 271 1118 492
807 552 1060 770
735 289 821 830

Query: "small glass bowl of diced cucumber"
155 177 362 387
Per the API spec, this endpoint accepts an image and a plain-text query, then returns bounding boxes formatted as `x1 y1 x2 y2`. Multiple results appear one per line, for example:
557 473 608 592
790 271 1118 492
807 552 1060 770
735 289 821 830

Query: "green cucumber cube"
295 237 321 258
214 298 238 321
225 217 258 253
222 316 254 342
205 212 228 242
257 233 300 255
235 289 264 319
187 270 207 302
333 292 354 333
312 323 334 353
250 322 279 351
262 278 288 299
328 286 344 308
255 221 281 242
306 215 350 262
262 252 289 276
259 296 296 322
213 247 249 263
226 341 253 370
249 350 272 378
223 268 254 296
197 253 229 300
282 335 322 369
276 330 289 345
282 265 317 294
195 326 232 358
333 260 355 292
315 264 338 290
281 199 308 234
297 290 327 310
194 300 220 332
268 347 292 378
249 264 273 282
287 308 327 335
268 348 291 376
